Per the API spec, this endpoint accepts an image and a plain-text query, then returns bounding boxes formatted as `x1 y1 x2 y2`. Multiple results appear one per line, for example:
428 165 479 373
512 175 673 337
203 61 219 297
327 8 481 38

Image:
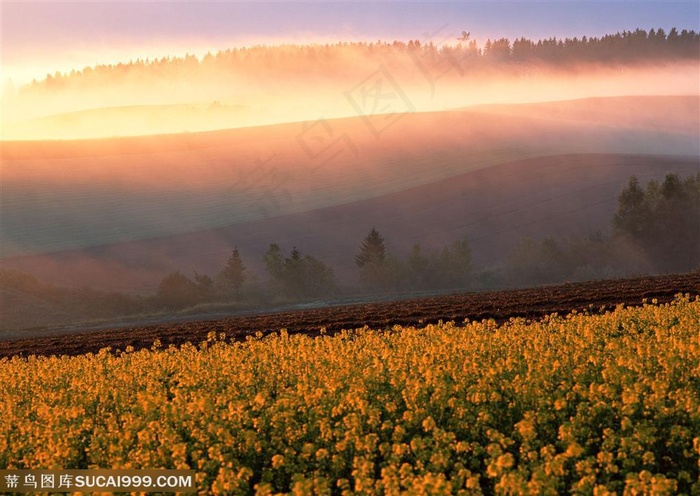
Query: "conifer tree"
217 248 247 296
355 228 386 268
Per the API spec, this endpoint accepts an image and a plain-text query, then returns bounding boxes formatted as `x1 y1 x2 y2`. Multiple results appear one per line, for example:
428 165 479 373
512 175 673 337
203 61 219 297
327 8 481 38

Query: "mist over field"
1 31 699 329
2 43 699 140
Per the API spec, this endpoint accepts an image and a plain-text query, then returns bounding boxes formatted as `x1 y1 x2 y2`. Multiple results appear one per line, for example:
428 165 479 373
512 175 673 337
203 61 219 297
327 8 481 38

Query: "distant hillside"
4 95 698 256
4 153 697 291
2 95 698 290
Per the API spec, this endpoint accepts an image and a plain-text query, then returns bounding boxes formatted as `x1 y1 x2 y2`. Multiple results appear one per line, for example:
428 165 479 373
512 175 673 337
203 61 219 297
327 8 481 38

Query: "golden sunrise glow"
2 42 698 141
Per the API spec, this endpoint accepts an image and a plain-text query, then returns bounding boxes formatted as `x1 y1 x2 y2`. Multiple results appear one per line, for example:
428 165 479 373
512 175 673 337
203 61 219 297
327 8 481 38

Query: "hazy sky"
2 1 699 83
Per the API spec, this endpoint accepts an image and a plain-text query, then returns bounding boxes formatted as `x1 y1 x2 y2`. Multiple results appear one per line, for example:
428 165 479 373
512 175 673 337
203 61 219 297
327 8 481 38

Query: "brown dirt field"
1 272 697 360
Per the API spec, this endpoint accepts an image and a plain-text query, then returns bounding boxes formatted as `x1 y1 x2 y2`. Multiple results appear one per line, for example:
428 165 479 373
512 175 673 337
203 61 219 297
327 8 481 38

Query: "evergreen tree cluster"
26 28 699 90
614 173 700 273
502 28 698 62
503 234 648 287
147 172 700 311
156 248 249 309
6 171 695 327
501 172 700 286
355 229 473 292
263 244 337 299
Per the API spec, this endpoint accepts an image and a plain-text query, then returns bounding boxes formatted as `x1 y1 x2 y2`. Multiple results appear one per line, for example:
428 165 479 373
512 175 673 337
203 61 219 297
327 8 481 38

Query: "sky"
2 1 699 84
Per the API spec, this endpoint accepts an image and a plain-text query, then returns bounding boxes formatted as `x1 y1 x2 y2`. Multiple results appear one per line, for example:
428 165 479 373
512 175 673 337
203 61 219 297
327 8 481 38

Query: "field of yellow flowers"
1 296 699 494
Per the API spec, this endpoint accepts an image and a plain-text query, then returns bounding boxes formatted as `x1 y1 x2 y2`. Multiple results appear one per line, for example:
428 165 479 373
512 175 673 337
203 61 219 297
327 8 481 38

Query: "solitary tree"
303 254 337 297
613 176 650 242
282 247 305 293
407 243 429 288
450 238 473 276
194 271 214 300
263 244 285 280
355 228 386 268
156 271 199 309
419 237 473 289
217 248 247 297
356 228 401 291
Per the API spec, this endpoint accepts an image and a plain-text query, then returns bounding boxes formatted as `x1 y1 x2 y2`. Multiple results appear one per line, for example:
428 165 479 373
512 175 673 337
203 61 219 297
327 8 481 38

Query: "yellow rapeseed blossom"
0 296 698 494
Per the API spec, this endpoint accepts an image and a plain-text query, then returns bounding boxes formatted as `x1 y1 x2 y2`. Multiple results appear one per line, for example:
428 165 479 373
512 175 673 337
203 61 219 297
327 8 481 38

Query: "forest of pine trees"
613 173 700 273
22 28 700 90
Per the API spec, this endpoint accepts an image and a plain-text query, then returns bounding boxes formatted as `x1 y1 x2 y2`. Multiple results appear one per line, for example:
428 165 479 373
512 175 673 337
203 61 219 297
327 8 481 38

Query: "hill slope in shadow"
4 153 696 290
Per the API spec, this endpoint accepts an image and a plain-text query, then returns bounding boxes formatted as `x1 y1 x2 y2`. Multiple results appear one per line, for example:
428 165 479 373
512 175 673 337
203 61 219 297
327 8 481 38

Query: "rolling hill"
1 95 698 290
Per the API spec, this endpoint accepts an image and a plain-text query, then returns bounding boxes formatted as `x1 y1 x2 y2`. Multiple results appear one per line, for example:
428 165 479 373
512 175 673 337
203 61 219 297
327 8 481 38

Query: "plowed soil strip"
1 273 698 359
